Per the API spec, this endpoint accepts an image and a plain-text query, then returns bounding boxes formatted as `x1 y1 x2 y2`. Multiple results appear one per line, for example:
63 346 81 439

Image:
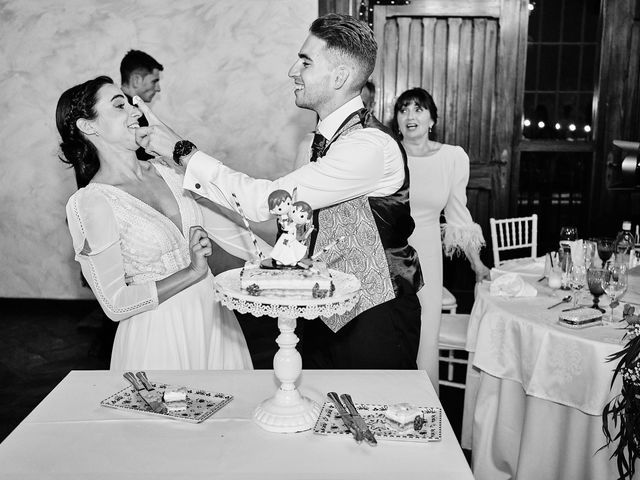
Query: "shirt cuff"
183 151 222 196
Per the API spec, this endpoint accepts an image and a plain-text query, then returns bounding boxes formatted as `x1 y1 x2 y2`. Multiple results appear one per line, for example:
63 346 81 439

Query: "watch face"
173 140 196 164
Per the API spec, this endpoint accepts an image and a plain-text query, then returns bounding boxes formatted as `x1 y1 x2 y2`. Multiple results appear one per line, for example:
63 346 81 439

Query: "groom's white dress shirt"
183 96 405 221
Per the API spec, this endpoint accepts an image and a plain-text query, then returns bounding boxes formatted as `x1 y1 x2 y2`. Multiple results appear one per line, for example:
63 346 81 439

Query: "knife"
340 393 377 446
123 372 167 414
327 392 362 442
135 371 168 411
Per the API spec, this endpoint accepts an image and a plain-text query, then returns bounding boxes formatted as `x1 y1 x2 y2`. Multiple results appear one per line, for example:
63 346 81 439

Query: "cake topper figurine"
267 191 314 267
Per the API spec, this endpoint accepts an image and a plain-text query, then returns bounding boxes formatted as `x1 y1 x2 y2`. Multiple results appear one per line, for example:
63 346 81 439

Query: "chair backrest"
489 214 538 266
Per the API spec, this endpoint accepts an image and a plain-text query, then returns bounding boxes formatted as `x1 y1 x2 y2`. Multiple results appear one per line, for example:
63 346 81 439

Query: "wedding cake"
238 189 336 299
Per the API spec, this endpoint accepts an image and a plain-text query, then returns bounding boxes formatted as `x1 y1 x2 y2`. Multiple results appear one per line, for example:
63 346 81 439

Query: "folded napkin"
490 273 538 297
491 256 545 280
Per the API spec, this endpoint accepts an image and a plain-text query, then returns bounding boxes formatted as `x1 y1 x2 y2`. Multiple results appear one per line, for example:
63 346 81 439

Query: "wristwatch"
172 140 197 165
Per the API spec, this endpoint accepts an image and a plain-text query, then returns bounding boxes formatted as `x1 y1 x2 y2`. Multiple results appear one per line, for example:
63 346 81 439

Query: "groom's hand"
133 96 183 159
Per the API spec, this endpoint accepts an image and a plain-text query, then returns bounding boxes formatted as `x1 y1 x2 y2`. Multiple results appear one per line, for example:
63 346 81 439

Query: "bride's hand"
133 96 182 158
188 226 212 280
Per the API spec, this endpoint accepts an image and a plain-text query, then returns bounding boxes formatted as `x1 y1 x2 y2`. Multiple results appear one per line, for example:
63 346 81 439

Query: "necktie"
308 132 327 254
310 132 327 163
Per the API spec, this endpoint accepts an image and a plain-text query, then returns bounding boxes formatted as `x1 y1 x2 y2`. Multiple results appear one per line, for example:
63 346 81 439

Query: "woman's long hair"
56 75 113 188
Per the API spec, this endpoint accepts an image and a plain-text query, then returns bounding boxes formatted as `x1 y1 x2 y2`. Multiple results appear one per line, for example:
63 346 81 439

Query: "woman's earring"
428 126 432 133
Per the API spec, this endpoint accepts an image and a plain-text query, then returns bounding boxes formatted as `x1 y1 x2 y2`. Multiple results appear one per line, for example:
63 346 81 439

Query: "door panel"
372 0 528 232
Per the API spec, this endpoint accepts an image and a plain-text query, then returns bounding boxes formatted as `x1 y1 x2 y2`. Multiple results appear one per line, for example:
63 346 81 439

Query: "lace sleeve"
441 147 485 258
66 190 158 321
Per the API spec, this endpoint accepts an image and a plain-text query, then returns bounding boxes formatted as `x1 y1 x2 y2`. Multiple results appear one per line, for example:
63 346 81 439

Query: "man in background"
361 80 376 111
120 50 164 160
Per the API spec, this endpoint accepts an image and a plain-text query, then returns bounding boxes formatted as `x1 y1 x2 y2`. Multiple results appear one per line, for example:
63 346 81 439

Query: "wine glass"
559 226 579 247
586 267 606 312
603 263 628 324
568 264 587 309
597 238 615 268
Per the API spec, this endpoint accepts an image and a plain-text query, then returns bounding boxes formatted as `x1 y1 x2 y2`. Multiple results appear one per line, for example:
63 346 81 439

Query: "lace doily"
213 268 361 320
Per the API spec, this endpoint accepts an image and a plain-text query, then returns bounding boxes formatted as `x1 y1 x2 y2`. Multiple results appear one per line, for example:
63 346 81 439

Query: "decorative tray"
100 383 233 423
313 402 442 442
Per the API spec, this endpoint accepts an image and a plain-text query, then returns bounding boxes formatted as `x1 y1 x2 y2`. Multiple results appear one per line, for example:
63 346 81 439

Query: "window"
518 0 600 253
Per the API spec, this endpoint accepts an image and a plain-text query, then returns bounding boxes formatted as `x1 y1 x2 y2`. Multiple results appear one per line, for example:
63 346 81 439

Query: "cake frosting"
385 403 421 433
240 260 335 298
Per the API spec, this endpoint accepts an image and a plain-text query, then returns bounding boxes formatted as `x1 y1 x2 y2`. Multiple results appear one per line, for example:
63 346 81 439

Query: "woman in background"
57 75 255 370
391 87 490 391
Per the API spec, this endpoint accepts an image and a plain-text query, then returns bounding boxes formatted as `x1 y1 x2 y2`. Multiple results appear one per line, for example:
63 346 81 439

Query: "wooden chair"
489 214 538 266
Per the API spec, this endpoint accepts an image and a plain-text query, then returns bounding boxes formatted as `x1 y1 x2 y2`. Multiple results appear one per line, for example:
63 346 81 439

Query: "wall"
0 0 317 299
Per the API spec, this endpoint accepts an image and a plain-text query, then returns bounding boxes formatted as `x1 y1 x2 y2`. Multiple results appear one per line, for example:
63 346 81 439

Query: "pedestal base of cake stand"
252 315 320 433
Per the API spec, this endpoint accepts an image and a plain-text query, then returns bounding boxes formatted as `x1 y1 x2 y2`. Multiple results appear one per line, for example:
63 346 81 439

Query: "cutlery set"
327 392 377 446
123 371 167 414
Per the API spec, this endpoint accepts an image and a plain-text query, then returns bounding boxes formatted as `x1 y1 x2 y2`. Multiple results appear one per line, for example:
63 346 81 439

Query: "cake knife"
340 393 377 446
123 372 167 414
327 392 363 442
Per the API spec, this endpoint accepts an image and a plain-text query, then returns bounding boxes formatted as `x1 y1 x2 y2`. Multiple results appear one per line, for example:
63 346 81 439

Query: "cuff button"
195 183 201 189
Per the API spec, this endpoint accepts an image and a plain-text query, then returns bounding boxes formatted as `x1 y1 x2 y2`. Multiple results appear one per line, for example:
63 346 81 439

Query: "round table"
214 267 360 433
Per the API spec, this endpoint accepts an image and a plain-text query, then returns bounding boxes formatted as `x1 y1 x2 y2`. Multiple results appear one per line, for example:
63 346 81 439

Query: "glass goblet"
568 264 587 309
603 263 628 324
597 238 615 268
559 226 579 242
586 267 606 312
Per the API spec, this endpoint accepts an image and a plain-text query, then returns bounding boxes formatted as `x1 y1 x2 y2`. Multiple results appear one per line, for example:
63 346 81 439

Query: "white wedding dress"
408 145 485 388
66 158 255 370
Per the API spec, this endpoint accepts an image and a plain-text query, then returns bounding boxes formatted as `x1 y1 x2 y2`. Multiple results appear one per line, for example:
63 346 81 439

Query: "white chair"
489 214 538 266
441 286 457 313
439 287 468 390
438 313 470 389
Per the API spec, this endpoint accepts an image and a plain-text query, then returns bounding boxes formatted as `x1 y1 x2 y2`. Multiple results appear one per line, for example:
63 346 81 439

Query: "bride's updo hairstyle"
56 75 113 188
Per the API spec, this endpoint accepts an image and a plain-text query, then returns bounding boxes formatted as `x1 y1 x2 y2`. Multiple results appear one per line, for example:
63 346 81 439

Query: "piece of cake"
385 403 421 433
163 386 187 411
240 260 335 299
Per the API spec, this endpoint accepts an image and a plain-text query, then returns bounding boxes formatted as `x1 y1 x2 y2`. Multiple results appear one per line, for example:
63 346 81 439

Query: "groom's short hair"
120 50 164 85
310 14 377 90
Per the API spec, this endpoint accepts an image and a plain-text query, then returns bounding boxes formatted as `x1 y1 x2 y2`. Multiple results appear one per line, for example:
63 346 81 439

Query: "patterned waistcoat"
312 109 423 332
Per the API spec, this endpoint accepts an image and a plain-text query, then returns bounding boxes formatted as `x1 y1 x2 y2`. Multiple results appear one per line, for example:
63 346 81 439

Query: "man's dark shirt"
125 93 154 161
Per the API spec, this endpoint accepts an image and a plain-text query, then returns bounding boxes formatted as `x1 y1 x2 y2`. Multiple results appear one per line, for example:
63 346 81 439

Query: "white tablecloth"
464 269 631 480
0 370 473 480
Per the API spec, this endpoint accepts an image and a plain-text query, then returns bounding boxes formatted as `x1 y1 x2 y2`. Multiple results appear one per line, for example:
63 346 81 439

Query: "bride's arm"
66 191 206 321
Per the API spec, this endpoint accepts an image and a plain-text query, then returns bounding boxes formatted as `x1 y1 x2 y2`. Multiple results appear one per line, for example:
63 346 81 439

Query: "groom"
136 13 423 370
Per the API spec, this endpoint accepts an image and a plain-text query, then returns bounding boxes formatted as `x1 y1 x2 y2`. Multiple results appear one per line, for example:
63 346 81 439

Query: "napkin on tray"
490 272 538 297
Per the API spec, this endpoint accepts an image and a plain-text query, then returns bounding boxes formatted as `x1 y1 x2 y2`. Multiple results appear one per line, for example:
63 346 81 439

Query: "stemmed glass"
586 267 606 312
559 226 579 248
568 264 587 309
597 238 615 268
603 263 628 324
560 226 579 241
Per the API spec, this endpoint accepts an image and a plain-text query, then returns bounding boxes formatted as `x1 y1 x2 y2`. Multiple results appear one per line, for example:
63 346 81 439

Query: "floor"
0 297 471 465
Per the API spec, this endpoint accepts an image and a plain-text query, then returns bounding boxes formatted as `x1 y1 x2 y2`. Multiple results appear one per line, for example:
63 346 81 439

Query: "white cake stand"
214 268 360 433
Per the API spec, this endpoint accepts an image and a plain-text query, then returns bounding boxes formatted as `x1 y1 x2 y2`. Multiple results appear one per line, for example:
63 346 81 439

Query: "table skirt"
471 373 623 480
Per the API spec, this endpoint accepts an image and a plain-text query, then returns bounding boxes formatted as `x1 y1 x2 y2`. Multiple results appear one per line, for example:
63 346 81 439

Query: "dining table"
0 369 473 479
462 258 640 480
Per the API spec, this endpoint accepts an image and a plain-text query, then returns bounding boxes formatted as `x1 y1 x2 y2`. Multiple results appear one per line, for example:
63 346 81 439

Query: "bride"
56 75 260 370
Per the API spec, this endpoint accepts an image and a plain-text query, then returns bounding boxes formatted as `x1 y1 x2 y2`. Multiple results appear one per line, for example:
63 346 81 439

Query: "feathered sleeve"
440 147 485 258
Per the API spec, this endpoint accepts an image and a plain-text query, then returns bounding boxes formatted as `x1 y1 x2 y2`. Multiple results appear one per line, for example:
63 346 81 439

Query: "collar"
316 96 364 140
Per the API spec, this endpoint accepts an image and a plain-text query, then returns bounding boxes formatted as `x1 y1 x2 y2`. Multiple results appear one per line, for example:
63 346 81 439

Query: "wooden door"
372 0 529 236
